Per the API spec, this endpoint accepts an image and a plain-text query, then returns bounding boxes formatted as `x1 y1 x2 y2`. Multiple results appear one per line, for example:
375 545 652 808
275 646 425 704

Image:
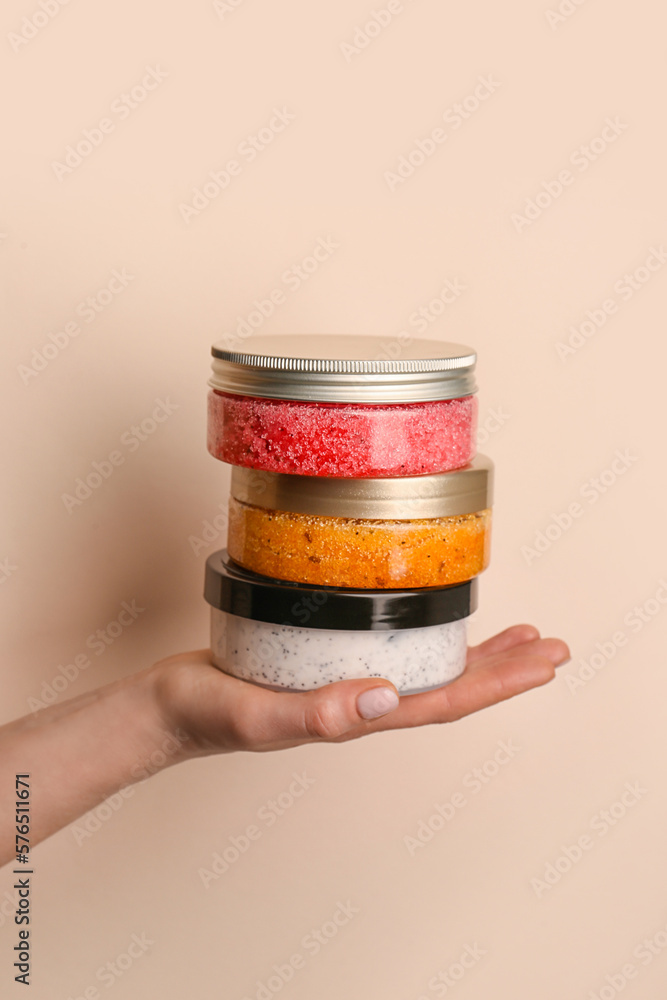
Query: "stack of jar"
203 335 493 695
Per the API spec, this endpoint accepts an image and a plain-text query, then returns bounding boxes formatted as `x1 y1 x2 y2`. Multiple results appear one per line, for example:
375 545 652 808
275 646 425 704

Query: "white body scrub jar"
204 551 477 695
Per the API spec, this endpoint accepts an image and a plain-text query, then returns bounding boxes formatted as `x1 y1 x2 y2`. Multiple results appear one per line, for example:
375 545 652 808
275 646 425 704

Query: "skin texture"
0 625 569 866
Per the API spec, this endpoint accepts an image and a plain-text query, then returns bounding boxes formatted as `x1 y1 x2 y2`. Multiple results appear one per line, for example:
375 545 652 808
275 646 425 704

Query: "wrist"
147 651 236 760
130 662 197 774
0 662 198 854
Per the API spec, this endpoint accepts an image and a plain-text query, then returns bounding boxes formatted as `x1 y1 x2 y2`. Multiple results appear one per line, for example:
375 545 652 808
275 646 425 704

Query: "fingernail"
357 686 400 720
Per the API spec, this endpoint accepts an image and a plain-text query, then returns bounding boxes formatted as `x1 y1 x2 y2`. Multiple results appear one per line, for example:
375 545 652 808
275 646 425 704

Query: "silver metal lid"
209 334 477 402
231 455 493 520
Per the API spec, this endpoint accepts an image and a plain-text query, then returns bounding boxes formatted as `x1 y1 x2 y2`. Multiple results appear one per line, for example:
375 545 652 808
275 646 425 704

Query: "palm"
155 625 569 755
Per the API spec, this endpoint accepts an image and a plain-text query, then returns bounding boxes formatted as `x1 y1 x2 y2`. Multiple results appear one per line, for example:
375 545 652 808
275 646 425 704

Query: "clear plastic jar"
207 335 477 478
204 551 477 695
227 457 493 589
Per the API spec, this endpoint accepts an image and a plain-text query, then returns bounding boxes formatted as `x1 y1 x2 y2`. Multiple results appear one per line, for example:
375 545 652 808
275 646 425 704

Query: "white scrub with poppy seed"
210 609 468 695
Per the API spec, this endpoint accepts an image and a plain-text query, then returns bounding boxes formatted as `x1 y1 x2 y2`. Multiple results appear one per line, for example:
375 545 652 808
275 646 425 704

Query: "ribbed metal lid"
209 334 477 403
204 550 478 630
231 455 493 520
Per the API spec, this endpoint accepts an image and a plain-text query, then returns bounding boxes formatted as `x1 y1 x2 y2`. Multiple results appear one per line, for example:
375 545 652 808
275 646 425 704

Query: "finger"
466 635 570 673
339 644 568 738
466 624 541 665
223 674 402 750
156 653 403 752
505 637 570 668
431 653 557 723
236 642 565 747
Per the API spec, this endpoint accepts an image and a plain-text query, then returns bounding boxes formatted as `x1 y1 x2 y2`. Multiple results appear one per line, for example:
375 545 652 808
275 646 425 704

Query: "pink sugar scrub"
207 390 478 478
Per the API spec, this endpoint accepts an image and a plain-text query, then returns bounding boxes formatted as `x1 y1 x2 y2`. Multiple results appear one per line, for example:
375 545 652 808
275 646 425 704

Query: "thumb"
269 678 401 743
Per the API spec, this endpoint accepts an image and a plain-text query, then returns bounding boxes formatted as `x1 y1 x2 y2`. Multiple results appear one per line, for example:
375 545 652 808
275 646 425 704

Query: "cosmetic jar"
204 550 477 694
227 456 493 589
207 335 477 477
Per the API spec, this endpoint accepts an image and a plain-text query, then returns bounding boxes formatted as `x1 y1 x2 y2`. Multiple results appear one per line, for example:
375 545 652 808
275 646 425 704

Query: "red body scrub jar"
207 335 478 478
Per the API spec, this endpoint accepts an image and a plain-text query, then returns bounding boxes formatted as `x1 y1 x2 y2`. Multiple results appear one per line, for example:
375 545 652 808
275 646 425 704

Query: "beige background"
2 0 667 997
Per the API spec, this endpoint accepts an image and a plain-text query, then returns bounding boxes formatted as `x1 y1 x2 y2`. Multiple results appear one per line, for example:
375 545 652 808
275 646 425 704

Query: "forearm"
0 665 189 866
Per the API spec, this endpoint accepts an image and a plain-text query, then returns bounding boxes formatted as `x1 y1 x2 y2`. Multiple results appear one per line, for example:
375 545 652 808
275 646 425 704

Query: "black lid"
204 550 478 631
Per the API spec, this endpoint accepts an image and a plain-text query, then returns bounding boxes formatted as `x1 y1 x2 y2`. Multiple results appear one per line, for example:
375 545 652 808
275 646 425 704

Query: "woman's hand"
155 624 570 756
0 624 568 865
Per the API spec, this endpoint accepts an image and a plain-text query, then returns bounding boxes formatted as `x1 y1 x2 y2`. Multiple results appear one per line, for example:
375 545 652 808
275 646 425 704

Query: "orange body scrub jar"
228 457 493 589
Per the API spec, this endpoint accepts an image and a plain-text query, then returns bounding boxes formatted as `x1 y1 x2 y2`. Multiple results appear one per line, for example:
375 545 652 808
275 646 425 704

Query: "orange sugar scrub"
228 499 491 589
227 457 493 589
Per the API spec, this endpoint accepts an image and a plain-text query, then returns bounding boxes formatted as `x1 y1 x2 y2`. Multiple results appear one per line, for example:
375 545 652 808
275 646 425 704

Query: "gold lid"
231 456 493 520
